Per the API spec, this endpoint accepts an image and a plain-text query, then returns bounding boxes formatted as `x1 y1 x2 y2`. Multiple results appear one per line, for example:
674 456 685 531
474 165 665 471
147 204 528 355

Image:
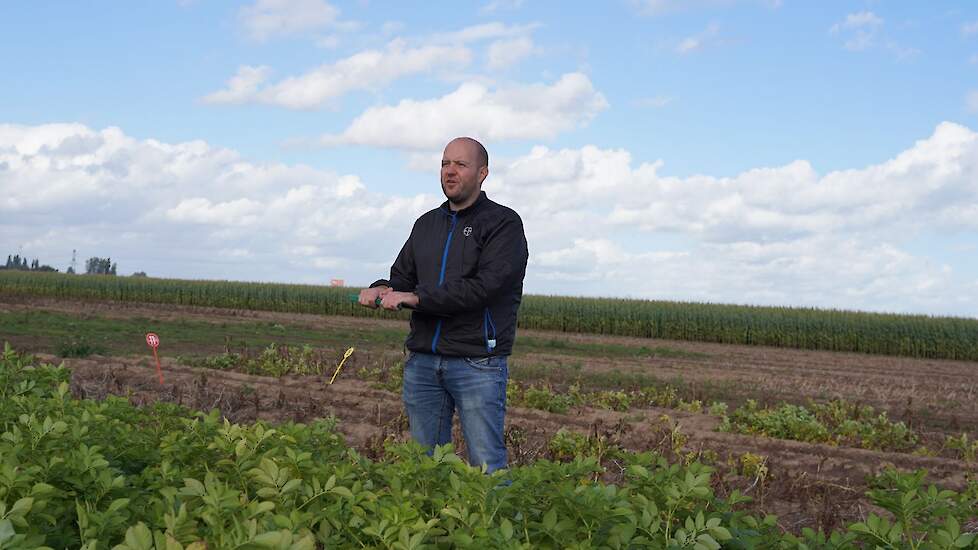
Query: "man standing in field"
358 137 528 473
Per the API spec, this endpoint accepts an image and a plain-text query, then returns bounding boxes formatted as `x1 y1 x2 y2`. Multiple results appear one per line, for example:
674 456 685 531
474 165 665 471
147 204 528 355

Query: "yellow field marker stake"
329 347 355 385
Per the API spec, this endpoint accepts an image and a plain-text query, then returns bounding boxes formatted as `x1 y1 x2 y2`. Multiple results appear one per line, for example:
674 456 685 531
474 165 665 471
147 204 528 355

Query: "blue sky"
2 1 978 317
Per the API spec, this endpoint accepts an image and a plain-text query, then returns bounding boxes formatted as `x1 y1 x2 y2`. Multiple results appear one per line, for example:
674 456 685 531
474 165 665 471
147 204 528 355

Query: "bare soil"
8 295 977 432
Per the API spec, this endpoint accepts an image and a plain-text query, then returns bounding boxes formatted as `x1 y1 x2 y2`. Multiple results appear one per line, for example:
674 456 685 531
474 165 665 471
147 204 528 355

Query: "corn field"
3 270 977 360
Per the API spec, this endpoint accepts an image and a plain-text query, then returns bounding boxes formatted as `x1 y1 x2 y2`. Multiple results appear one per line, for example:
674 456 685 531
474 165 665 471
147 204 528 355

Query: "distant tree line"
1 254 58 272
85 257 117 275
1 253 144 276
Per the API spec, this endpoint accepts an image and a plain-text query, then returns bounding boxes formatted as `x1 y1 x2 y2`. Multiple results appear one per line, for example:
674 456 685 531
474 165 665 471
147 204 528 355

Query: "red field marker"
145 332 164 385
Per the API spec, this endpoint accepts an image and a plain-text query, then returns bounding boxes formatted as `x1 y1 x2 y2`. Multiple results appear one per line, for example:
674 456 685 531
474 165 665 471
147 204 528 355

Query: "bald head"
448 137 489 170
441 137 490 210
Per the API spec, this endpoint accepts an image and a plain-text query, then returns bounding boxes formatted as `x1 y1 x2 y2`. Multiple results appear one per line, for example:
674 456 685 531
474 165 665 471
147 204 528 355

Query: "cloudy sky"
2 1 978 317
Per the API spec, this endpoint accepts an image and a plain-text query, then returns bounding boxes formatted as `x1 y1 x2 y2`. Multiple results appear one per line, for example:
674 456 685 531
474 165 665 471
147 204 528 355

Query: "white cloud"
832 11 884 31
430 22 539 45
963 21 978 36
239 0 340 41
526 236 955 314
319 72 608 149
4 121 978 316
202 40 472 109
315 34 340 49
0 122 435 283
885 41 921 62
165 197 264 226
676 23 720 54
676 38 699 54
205 22 539 109
633 0 781 16
480 122 978 314
480 0 525 15
487 36 536 69
219 248 253 258
830 11 884 51
405 151 443 173
828 12 918 60
201 66 271 105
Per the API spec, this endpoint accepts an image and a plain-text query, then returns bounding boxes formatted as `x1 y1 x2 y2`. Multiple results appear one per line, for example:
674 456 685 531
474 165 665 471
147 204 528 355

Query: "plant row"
179 345 335 378
5 270 978 360
178 346 976 461
2 344 977 548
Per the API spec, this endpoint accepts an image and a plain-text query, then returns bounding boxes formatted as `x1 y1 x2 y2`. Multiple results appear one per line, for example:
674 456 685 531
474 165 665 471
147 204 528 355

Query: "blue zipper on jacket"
431 211 458 354
484 307 497 353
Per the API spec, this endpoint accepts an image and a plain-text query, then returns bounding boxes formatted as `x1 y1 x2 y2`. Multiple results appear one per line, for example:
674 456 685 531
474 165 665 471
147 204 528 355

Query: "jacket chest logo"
463 226 473 237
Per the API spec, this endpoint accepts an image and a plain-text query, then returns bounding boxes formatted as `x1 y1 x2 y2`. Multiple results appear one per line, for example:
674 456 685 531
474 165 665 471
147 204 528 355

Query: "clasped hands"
358 286 420 311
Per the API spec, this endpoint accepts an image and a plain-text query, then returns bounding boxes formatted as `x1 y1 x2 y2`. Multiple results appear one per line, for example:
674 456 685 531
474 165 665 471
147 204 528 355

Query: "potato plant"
720 399 920 452
180 344 332 377
1 344 976 549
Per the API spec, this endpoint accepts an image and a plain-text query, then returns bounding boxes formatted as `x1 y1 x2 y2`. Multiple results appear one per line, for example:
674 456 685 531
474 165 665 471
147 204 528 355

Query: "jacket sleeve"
414 213 527 314
370 221 419 291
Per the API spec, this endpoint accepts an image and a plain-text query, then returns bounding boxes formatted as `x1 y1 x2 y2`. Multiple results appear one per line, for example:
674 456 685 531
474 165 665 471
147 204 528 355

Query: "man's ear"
478 166 489 184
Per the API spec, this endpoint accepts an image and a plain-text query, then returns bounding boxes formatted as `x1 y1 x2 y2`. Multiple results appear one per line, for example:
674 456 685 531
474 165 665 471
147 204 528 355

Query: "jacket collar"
440 190 488 217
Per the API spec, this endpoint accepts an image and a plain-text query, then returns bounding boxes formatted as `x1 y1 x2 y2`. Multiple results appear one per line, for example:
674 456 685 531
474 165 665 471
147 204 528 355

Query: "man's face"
441 140 487 208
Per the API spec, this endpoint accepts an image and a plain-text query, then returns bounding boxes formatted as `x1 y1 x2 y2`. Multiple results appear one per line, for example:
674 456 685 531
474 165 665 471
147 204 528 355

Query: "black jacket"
371 191 528 357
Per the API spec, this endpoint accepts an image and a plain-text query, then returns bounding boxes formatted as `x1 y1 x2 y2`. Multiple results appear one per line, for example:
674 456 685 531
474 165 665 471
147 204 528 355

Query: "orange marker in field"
145 332 164 385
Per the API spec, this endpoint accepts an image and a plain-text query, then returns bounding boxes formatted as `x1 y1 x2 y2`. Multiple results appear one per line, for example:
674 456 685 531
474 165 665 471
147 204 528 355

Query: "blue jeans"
402 352 508 473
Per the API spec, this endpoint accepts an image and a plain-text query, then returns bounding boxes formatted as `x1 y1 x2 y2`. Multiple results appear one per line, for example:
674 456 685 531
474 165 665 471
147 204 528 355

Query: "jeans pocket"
463 356 501 371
